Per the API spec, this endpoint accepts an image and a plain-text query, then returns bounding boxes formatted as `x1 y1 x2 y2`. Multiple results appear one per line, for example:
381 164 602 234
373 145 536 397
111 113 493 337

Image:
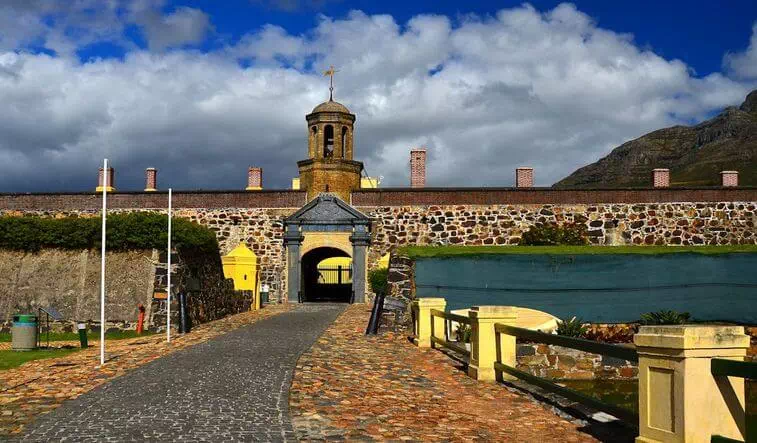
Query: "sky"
0 1 756 192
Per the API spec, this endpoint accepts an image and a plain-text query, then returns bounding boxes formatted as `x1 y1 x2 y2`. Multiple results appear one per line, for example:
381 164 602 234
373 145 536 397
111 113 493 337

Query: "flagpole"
167 188 172 343
100 159 108 366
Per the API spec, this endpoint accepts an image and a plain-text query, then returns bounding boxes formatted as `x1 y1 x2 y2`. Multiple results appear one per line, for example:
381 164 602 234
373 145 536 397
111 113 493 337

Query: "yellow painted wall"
360 177 380 188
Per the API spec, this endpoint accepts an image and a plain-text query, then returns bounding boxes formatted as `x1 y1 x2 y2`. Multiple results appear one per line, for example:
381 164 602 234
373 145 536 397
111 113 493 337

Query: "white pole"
167 188 172 343
100 158 108 366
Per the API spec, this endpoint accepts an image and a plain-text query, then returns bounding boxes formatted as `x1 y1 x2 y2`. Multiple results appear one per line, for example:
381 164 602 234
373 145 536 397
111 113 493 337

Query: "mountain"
554 90 757 188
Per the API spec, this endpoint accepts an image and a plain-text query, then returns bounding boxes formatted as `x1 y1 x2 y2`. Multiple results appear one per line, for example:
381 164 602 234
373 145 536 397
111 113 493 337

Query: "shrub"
640 310 691 325
582 324 638 343
455 324 472 343
368 268 389 297
520 222 588 246
556 316 588 337
0 213 218 253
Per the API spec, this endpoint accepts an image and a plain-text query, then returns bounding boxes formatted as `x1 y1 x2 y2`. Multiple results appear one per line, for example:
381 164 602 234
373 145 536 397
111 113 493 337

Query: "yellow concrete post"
634 325 750 443
468 306 518 382
411 298 446 348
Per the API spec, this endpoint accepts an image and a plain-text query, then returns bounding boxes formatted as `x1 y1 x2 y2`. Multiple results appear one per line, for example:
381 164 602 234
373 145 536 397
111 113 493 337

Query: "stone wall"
179 208 296 301
516 344 637 380
363 202 757 275
0 249 155 324
0 246 247 332
5 189 757 305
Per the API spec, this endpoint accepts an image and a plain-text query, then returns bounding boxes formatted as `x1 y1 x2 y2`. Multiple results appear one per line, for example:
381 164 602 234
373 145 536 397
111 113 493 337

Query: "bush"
455 324 472 343
640 310 691 325
368 268 389 297
556 316 588 337
520 222 588 246
0 213 218 253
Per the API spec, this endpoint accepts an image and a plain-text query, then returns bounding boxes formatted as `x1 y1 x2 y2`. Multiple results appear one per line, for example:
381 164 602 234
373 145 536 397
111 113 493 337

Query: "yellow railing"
411 297 751 442
429 309 471 357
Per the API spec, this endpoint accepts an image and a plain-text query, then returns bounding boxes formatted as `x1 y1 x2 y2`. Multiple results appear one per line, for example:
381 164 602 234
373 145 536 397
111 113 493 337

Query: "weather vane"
323 65 338 101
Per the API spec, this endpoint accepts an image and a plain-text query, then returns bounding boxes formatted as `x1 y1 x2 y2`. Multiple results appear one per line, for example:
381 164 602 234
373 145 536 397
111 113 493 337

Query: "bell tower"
297 69 363 201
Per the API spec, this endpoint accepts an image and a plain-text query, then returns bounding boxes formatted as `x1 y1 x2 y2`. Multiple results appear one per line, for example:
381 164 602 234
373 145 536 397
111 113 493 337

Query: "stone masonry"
5 190 757 304
363 202 757 272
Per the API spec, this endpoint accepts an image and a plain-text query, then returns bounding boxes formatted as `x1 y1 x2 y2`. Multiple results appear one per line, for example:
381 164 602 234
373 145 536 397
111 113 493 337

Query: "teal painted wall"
415 254 757 323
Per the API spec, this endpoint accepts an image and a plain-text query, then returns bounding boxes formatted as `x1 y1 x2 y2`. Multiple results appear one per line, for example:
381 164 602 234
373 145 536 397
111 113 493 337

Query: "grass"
0 348 81 370
0 330 154 343
399 245 757 259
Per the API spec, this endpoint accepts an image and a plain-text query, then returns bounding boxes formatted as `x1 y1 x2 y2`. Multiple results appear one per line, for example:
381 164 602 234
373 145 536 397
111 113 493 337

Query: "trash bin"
260 284 270 305
12 314 38 351
77 323 88 348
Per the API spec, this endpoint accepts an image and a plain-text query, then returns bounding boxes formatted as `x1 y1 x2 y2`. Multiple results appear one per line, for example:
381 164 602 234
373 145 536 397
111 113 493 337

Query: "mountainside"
555 90 757 188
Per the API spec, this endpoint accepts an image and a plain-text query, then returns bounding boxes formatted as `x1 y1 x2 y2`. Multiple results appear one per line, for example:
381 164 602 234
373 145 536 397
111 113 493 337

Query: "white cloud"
133 6 213 50
0 3 755 192
724 23 757 80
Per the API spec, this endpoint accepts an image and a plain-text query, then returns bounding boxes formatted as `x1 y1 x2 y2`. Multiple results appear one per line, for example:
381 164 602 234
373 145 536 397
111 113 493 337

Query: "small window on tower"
324 125 334 158
341 126 348 155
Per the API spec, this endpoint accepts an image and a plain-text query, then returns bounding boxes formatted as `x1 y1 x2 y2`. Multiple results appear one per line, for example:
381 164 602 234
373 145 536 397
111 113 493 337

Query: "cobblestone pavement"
15 303 344 442
290 304 603 442
0 304 293 438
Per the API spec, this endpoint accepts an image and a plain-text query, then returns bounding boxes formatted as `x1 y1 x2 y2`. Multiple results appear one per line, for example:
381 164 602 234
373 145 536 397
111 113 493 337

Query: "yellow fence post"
411 298 446 348
468 306 517 382
634 325 750 443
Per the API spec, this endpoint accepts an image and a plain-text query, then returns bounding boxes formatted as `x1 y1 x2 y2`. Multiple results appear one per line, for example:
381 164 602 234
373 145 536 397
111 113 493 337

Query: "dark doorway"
301 247 352 302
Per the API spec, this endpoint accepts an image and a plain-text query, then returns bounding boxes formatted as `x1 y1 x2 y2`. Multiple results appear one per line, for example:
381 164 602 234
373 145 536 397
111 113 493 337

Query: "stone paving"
290 304 610 442
13 303 344 442
0 303 292 438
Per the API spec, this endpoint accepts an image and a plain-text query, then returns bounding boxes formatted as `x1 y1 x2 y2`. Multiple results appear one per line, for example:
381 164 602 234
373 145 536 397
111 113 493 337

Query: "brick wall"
0 190 306 211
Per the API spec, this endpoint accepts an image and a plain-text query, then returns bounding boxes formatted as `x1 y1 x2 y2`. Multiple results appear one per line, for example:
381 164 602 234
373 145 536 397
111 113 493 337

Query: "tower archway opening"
301 246 352 302
324 125 334 158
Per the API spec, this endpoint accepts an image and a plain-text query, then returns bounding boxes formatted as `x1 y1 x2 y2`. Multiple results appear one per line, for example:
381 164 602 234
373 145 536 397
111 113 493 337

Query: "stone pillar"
515 167 534 188
652 168 670 188
283 224 303 303
410 149 426 188
96 167 115 192
721 170 738 187
144 168 157 192
246 167 262 191
350 224 371 303
411 298 446 348
634 325 750 443
468 306 518 382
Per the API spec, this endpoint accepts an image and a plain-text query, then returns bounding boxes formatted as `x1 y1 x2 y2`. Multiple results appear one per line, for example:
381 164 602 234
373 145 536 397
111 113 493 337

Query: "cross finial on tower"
322 65 338 101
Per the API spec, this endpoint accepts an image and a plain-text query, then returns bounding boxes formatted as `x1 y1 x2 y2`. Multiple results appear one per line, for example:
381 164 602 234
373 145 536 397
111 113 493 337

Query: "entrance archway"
283 194 372 304
301 247 352 302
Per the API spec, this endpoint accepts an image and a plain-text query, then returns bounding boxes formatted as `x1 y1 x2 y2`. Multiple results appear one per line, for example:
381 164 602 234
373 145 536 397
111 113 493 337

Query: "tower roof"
311 100 351 114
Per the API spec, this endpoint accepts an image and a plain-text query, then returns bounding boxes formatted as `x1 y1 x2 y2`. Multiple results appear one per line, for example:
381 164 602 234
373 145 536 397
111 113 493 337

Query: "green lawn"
0 330 154 343
399 245 757 259
0 348 81 370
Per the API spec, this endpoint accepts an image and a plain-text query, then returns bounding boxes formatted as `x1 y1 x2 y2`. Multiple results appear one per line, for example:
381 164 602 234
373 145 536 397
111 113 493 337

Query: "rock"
555 89 757 187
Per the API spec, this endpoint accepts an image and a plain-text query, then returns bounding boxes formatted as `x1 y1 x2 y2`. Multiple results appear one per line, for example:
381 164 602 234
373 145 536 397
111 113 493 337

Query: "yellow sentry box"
222 243 260 309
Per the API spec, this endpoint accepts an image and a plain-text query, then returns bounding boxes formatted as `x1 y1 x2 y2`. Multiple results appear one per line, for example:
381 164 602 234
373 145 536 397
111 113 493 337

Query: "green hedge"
0 213 218 253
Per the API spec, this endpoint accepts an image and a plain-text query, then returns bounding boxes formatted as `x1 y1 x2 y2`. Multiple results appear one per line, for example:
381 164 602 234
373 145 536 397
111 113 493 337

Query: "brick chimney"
410 149 426 188
96 167 115 192
652 169 670 188
720 170 738 187
246 167 262 190
515 167 534 188
144 168 157 192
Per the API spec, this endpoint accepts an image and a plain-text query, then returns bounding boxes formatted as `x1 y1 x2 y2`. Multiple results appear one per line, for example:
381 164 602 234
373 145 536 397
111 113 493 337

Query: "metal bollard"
77 323 88 348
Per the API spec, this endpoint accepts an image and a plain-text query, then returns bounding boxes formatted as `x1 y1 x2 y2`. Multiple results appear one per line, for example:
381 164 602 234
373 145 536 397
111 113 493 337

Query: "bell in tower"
297 67 363 201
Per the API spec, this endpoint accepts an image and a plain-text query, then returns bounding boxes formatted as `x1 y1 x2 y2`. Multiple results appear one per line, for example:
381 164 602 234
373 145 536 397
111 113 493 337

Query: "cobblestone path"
291 304 602 442
18 303 345 442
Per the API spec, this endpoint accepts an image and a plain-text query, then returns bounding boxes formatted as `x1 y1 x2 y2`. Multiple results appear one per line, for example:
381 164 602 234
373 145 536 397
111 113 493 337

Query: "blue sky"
0 1 756 191
73 0 757 77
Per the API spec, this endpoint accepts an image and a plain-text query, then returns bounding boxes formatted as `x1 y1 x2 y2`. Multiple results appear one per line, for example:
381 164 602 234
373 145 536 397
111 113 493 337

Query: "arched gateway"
283 193 371 303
